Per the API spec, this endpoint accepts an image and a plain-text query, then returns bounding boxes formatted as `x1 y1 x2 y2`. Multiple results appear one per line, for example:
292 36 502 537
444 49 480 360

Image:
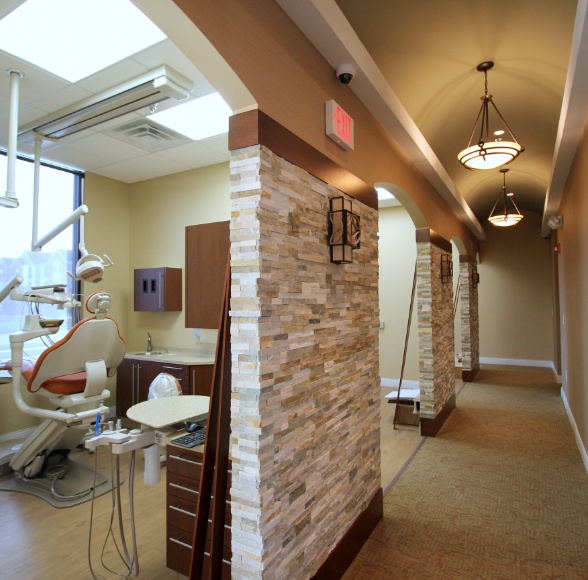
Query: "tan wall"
0 165 229 437
378 206 419 381
125 163 230 352
558 120 588 455
478 211 553 362
173 0 480 258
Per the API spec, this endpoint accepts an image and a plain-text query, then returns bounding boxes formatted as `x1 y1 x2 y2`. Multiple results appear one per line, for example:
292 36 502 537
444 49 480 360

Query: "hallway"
345 367 588 579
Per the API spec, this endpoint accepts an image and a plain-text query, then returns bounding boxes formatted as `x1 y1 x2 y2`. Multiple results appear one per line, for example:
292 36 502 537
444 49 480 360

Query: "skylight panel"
0 0 166 82
148 93 232 141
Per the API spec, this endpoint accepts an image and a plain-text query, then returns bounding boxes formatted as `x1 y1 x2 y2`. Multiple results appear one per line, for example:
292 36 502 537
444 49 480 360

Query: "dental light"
69 243 113 283
18 65 192 144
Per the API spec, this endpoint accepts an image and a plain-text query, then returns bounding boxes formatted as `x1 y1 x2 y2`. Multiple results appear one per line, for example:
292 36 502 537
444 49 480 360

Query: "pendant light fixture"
488 169 523 227
458 61 524 170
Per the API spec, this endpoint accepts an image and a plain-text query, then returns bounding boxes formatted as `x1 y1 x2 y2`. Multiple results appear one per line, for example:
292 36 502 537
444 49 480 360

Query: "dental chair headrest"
86 292 112 318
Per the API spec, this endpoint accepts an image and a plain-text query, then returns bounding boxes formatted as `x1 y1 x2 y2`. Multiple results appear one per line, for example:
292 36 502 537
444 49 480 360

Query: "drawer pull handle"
162 365 183 371
169 537 192 550
170 505 195 517
169 482 197 494
170 454 202 466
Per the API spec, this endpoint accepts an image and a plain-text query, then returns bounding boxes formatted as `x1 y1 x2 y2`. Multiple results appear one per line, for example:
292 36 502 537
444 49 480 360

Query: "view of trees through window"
0 151 82 361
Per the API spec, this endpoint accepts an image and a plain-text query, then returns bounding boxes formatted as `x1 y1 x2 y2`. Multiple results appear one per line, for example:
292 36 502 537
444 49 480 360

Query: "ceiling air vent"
105 118 191 152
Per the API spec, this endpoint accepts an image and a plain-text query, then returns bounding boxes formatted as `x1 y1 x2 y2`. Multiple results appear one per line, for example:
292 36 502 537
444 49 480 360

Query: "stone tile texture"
229 145 380 579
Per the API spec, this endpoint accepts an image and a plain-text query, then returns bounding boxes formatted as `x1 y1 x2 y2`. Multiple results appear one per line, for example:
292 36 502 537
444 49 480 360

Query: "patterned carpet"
344 368 588 579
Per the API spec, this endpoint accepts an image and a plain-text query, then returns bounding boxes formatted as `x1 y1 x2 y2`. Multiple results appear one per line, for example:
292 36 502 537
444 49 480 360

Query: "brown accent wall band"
312 487 383 579
459 254 477 266
415 228 452 253
420 393 456 437
229 109 378 210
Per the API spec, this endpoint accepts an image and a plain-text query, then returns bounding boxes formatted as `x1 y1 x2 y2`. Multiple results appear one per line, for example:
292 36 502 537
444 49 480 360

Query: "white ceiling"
0 1 230 183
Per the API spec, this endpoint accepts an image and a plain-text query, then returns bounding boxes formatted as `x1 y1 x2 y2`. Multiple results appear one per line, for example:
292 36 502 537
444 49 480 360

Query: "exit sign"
325 100 354 151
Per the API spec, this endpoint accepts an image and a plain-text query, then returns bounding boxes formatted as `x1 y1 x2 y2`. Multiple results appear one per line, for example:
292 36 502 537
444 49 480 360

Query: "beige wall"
378 206 419 381
125 163 230 352
478 211 554 363
0 164 229 437
558 119 588 457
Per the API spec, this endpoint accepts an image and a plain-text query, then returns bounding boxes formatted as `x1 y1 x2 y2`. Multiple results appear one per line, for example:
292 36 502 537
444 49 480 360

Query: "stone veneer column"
459 256 480 382
416 229 455 433
229 144 380 578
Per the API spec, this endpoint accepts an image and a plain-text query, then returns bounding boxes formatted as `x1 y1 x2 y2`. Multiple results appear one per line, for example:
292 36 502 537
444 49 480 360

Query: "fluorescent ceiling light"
0 0 166 82
148 93 231 141
18 66 192 143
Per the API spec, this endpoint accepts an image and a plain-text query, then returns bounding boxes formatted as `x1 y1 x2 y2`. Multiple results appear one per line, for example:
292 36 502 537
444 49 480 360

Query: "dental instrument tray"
172 428 206 448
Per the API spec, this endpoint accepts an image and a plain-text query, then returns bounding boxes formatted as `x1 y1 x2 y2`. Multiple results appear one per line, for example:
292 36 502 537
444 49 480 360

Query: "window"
0 151 82 361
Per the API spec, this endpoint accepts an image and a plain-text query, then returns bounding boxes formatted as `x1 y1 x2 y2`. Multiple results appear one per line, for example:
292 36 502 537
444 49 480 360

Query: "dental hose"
87 447 140 579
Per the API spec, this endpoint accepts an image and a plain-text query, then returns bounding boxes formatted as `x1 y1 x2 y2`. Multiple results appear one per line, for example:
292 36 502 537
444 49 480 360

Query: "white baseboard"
381 378 420 389
480 357 555 369
561 388 588 475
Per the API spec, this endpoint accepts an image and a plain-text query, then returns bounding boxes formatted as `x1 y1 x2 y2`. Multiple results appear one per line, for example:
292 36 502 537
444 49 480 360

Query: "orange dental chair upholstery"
4 292 125 505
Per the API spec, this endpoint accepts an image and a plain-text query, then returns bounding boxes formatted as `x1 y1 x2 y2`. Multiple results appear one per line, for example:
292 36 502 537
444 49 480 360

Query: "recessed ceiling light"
148 93 232 141
494 130 505 136
376 187 395 201
0 0 166 82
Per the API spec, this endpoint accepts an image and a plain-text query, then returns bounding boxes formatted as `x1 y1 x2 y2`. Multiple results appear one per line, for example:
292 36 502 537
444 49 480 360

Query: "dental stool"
1 292 125 507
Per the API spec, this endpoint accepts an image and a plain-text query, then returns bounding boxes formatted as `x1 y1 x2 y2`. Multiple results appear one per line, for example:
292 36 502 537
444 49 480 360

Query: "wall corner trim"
229 109 378 210
561 388 588 475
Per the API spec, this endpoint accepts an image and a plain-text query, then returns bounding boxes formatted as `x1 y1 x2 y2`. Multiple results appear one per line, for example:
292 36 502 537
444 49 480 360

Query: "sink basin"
133 351 163 356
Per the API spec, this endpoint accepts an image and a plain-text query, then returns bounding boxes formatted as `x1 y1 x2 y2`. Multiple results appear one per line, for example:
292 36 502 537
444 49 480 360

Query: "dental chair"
2 292 125 507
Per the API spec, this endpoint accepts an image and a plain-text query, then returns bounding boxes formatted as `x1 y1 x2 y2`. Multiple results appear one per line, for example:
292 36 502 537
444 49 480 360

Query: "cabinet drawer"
167 525 231 578
167 524 232 557
167 496 197 533
167 472 199 502
167 449 202 479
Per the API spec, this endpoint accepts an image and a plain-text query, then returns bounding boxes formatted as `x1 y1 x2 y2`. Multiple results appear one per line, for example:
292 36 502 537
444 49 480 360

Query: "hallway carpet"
343 368 588 579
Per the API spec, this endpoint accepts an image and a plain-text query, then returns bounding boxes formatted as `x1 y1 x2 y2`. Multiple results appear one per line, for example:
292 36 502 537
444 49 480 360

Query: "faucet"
146 332 152 353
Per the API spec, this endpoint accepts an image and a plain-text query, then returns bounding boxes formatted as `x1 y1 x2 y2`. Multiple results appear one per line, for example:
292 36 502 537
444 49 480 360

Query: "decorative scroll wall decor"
328 196 361 264
440 253 453 283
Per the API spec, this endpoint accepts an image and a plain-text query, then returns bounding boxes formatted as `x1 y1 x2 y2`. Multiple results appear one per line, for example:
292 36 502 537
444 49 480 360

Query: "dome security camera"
336 64 356 84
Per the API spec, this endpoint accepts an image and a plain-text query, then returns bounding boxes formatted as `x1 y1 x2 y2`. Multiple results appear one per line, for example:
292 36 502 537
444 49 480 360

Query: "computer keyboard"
172 428 206 448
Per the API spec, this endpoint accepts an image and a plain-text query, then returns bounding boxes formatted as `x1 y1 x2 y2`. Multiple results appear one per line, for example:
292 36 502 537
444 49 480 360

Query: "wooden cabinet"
134 267 182 311
185 221 230 329
116 358 160 417
166 445 231 578
116 358 214 417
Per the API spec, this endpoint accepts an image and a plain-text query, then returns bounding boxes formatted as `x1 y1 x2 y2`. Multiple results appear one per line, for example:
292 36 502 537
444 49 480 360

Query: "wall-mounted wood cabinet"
134 267 182 311
185 221 230 328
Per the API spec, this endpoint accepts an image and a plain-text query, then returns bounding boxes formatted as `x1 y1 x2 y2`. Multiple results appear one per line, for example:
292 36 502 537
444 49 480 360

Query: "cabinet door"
191 365 214 396
134 268 182 311
160 363 189 395
137 360 161 403
185 221 230 329
116 359 134 417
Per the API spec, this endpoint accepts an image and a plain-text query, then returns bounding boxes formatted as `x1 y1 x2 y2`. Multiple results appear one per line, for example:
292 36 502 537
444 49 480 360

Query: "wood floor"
0 390 427 579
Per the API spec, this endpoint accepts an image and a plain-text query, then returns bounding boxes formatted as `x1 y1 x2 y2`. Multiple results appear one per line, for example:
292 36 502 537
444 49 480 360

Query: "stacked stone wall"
229 145 380 578
459 260 480 373
417 239 455 418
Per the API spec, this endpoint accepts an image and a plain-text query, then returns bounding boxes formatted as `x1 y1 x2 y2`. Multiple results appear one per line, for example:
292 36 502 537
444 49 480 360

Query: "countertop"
124 348 215 366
